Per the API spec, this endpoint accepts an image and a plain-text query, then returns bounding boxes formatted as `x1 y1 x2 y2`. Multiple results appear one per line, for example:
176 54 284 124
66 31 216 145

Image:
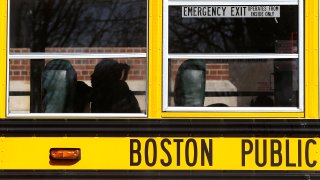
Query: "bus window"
163 1 303 113
8 0 147 117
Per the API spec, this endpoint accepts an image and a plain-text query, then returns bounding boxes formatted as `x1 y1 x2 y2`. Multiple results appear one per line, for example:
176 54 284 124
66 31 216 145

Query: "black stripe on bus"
1 120 320 137
0 170 318 179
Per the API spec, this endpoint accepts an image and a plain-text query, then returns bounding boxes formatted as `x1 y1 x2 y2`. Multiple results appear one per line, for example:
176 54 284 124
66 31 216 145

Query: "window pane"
168 59 298 107
9 58 147 113
169 5 298 53
10 0 147 52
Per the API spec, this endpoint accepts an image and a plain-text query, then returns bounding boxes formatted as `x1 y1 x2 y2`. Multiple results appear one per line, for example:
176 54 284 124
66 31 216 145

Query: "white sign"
182 6 280 18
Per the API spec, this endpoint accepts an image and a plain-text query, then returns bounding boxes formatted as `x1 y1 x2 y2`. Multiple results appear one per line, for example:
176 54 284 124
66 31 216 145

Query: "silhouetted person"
90 60 141 113
74 81 92 113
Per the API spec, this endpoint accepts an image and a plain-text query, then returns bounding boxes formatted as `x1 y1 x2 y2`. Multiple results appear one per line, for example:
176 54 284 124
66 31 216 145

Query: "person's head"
91 60 129 87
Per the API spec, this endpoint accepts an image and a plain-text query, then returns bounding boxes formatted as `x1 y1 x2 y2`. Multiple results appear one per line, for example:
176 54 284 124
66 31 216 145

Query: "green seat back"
174 59 206 107
42 59 77 113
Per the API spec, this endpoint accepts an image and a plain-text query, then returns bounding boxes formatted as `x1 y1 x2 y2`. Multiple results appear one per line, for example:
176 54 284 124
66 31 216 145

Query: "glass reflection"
10 0 147 51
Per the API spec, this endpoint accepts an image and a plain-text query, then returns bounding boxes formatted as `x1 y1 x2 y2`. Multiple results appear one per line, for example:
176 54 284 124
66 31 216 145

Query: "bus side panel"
0 0 7 118
305 0 319 118
148 0 162 118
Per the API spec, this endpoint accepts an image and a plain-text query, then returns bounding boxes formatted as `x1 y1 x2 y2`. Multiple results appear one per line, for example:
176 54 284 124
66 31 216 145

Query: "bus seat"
41 59 77 113
174 59 206 106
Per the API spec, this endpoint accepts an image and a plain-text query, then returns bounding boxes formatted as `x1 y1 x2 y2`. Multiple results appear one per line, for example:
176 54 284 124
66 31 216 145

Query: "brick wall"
10 47 147 81
10 48 229 81
10 59 30 81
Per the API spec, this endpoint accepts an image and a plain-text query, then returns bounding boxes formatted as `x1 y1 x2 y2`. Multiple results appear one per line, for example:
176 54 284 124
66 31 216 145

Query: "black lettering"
231 7 236 16
183 7 188 17
286 140 296 167
174 139 183 166
197 7 201 16
306 139 317 167
216 7 221 16
193 7 197 16
242 139 253 166
298 140 302 167
243 7 247 16
236 7 240 16
212 6 217 16
187 7 193 16
255 139 267 167
202 7 207 16
207 6 212 16
185 139 197 166
160 138 172 166
130 139 141 166
221 7 226 16
270 139 282 166
201 139 213 166
145 139 157 167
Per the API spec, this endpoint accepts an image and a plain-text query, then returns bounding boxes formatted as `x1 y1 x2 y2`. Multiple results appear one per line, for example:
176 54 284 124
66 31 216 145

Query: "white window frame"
6 0 149 118
163 0 304 112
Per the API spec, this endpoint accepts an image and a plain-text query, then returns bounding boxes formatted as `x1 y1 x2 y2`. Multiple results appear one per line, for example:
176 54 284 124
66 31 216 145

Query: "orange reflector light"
50 148 81 160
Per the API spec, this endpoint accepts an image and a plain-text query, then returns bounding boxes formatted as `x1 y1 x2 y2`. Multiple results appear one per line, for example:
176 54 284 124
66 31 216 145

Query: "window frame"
6 0 149 118
162 0 305 114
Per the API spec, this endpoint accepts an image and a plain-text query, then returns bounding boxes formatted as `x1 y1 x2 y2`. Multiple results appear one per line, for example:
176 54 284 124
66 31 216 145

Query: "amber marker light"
50 148 81 160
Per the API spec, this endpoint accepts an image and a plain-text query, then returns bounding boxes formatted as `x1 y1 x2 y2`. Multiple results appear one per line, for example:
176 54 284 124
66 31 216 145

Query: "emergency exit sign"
182 6 280 18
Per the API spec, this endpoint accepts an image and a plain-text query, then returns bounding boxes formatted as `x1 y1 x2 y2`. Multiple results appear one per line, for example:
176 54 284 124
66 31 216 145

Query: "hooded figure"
90 60 141 113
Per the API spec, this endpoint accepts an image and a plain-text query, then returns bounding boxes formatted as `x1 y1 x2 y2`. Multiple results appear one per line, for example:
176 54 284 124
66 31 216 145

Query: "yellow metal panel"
305 0 319 118
2 137 320 170
1 0 319 119
148 0 162 118
0 0 7 118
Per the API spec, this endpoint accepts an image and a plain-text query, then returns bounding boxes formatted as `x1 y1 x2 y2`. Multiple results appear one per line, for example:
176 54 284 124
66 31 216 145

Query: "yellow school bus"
0 0 319 179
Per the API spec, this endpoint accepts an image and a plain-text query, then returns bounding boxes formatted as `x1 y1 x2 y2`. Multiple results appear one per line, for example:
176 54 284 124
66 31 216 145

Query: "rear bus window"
8 0 148 117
